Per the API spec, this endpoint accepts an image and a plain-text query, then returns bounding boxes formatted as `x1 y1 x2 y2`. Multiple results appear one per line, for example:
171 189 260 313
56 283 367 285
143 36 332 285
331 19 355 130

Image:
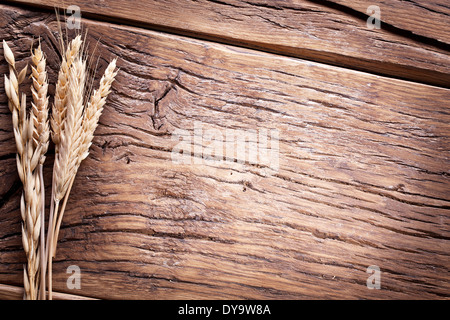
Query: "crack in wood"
0 179 21 209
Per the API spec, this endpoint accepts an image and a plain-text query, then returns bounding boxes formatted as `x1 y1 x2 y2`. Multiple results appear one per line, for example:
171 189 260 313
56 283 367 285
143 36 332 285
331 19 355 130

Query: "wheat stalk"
45 33 117 298
4 25 117 300
3 39 49 300
52 58 118 252
47 52 86 300
40 35 83 299
30 41 50 300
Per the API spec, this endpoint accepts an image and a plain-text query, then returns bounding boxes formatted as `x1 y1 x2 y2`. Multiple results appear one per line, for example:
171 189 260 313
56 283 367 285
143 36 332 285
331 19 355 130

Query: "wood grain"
3 0 450 88
0 283 97 300
328 0 450 44
0 4 449 299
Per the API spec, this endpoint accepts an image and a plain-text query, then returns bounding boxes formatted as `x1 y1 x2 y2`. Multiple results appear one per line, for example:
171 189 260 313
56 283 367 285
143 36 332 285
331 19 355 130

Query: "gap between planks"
3 0 450 88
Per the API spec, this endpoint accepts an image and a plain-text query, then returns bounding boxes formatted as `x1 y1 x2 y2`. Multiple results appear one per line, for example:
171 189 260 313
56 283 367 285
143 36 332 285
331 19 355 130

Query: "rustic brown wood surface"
0 283 96 300
0 3 449 299
329 0 450 44
4 0 450 88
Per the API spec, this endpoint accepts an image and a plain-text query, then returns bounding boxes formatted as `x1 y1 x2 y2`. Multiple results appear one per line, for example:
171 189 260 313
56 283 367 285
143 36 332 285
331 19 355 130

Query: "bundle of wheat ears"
3 29 117 299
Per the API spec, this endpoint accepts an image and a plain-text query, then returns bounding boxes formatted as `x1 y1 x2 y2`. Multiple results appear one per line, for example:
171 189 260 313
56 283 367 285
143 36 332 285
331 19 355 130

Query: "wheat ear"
3 40 48 300
52 58 118 252
48 53 87 300
31 41 50 159
30 41 50 300
51 35 82 148
44 35 82 299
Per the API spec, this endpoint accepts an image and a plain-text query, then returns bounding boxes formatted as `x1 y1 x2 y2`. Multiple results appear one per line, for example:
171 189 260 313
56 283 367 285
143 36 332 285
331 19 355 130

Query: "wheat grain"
3 40 15 69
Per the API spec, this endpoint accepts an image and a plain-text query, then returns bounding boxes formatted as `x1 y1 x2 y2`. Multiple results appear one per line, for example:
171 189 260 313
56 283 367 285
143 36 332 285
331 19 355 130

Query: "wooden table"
0 0 449 299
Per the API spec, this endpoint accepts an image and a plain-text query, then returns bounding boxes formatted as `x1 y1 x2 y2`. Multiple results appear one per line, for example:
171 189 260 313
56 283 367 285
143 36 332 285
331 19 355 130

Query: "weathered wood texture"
0 283 96 300
4 0 450 88
330 0 450 44
0 4 449 299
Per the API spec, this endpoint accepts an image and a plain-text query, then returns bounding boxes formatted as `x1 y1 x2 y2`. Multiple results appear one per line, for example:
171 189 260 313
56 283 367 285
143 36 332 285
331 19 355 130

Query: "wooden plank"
4 0 450 88
327 0 450 44
0 4 449 299
0 283 97 300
